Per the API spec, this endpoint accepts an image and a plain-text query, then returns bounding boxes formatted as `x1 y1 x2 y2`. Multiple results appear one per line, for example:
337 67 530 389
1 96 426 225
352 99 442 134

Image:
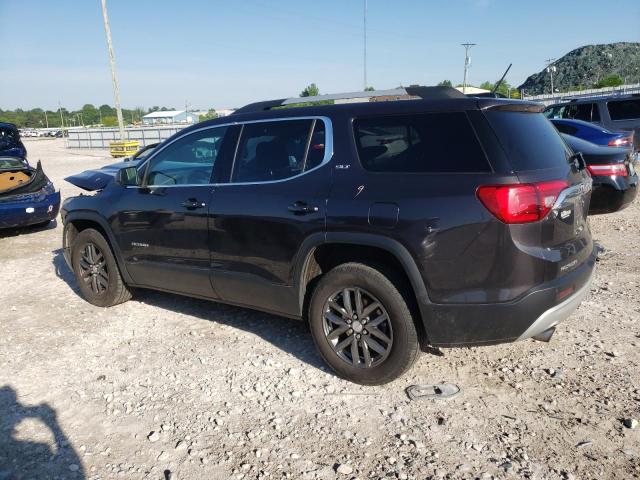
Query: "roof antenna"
492 63 512 95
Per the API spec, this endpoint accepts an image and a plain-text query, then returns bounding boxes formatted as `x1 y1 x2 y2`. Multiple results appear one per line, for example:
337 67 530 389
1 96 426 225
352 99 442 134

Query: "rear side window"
485 111 570 171
554 123 578 135
353 112 490 173
564 103 599 122
608 99 640 121
232 119 325 183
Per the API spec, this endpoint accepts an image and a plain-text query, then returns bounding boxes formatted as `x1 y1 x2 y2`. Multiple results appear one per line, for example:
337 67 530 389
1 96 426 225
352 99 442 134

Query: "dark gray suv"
62 86 596 385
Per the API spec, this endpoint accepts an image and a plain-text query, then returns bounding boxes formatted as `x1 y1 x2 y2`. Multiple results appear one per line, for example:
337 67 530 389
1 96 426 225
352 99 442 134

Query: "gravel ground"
0 138 639 480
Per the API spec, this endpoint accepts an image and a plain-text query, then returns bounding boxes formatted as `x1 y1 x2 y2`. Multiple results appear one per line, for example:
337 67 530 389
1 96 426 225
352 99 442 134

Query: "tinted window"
543 105 565 119
608 99 640 121
553 123 578 135
0 127 19 149
146 127 227 186
485 111 570 171
564 103 597 122
232 119 317 182
305 120 326 170
354 112 490 173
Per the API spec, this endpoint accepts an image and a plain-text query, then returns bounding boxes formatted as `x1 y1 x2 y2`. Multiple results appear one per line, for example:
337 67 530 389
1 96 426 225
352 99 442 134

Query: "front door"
112 125 230 298
209 117 331 316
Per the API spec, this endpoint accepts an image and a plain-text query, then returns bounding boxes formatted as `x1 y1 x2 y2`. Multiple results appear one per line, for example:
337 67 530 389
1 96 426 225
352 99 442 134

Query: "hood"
64 159 142 191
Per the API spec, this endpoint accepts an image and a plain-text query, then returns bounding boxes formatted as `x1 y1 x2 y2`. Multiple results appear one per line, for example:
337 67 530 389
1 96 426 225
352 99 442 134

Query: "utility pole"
44 110 49 128
100 0 125 140
58 101 65 131
461 43 476 94
545 58 557 95
363 0 367 91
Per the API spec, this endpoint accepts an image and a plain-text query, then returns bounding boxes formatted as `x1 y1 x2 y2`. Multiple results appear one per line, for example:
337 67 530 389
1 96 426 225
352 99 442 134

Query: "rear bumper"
422 243 597 347
0 191 61 228
589 175 637 215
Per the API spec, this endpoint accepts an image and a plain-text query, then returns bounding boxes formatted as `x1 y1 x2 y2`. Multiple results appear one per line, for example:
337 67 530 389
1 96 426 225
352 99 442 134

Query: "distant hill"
518 42 640 95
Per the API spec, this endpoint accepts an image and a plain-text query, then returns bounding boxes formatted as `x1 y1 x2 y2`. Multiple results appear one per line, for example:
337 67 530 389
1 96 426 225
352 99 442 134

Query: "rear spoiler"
481 101 545 113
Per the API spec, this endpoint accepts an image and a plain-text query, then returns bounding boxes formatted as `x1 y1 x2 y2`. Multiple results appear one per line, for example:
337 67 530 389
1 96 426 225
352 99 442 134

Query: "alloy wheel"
78 242 109 295
322 287 393 368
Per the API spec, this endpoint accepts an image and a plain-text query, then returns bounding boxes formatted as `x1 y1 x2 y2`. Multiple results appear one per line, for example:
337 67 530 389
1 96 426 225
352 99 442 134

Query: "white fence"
67 126 188 149
523 83 640 106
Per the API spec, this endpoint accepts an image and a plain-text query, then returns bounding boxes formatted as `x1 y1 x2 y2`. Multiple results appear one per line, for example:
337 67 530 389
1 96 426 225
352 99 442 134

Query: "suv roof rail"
233 86 466 115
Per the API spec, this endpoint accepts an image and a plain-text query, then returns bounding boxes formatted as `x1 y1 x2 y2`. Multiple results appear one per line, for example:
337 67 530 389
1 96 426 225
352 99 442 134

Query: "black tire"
308 262 419 385
71 228 131 307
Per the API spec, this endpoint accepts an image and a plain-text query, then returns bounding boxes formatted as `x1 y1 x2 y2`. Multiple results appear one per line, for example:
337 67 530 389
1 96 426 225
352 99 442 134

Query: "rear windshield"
0 127 20 149
607 99 640 121
353 112 490 173
484 111 571 171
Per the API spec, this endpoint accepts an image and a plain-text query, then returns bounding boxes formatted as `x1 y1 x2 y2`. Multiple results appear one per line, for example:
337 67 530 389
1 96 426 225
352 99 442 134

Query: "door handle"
181 198 206 209
288 201 319 215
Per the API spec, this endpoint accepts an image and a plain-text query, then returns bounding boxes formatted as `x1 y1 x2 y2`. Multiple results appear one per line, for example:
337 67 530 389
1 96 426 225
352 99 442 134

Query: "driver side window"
146 127 228 186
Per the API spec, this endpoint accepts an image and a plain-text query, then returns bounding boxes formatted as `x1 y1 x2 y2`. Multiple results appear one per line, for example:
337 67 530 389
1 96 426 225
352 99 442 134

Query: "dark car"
551 118 634 148
543 95 640 151
562 134 637 215
61 86 596 385
0 156 60 229
0 122 27 158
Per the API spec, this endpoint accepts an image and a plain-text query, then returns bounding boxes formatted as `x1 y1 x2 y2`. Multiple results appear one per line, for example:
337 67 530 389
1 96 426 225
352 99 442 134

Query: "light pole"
100 0 125 140
545 58 557 95
461 43 476 94
363 0 367 90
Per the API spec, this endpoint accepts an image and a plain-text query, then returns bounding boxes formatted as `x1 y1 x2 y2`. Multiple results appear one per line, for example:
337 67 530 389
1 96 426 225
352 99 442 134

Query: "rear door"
112 125 229 298
483 108 593 280
208 117 332 316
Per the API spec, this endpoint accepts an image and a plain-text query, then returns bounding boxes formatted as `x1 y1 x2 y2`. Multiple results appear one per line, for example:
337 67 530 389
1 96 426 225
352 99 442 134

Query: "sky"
1 0 639 111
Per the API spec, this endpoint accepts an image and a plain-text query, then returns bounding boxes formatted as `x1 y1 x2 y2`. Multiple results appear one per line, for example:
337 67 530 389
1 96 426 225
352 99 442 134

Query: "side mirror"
116 166 140 186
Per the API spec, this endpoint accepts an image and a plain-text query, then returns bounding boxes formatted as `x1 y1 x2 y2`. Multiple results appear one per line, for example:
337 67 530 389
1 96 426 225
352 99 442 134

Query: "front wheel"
308 262 419 385
71 228 132 307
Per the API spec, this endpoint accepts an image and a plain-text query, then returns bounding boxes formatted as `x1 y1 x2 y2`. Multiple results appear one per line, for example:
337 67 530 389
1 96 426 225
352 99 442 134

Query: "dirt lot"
1 138 639 480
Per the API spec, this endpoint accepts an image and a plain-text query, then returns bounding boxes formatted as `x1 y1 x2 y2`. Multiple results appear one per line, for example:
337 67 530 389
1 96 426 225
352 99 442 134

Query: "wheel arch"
63 211 133 284
294 232 432 344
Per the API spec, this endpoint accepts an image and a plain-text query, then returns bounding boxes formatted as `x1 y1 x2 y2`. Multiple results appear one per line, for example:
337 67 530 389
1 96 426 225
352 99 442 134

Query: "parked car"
562 134 637 215
543 95 640 151
123 143 159 162
62 87 596 384
551 118 634 148
0 122 27 158
0 156 60 229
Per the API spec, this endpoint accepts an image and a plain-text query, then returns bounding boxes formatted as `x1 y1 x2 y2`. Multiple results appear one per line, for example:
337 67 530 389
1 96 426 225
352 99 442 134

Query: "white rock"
336 464 353 475
147 431 160 442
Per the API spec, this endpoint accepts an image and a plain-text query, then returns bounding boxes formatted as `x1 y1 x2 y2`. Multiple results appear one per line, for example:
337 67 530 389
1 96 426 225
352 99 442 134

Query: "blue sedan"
0 156 60 229
551 118 634 148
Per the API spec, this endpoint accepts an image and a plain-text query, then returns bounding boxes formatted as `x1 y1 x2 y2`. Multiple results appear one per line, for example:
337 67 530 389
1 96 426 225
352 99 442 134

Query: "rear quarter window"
484 111 571 171
607 99 640 121
353 112 490 173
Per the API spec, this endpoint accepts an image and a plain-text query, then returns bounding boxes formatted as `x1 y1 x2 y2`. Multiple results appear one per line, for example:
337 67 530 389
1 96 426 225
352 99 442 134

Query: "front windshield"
0 127 19 149
0 156 26 169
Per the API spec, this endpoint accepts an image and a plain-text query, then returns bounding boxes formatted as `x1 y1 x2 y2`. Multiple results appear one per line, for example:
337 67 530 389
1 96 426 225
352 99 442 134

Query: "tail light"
608 137 632 147
587 163 628 177
477 180 568 224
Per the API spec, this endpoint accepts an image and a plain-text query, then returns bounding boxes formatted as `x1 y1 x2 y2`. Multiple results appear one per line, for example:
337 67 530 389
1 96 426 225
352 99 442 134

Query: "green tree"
364 86 375 91
437 80 453 87
300 83 320 97
594 74 623 88
479 81 494 91
199 109 218 122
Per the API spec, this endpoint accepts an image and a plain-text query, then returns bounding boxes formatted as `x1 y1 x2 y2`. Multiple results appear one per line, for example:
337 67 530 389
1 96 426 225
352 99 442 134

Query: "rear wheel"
71 228 131 307
308 262 419 385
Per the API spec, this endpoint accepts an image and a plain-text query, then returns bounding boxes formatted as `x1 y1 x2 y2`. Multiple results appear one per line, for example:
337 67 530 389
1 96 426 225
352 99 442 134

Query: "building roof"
143 110 187 119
